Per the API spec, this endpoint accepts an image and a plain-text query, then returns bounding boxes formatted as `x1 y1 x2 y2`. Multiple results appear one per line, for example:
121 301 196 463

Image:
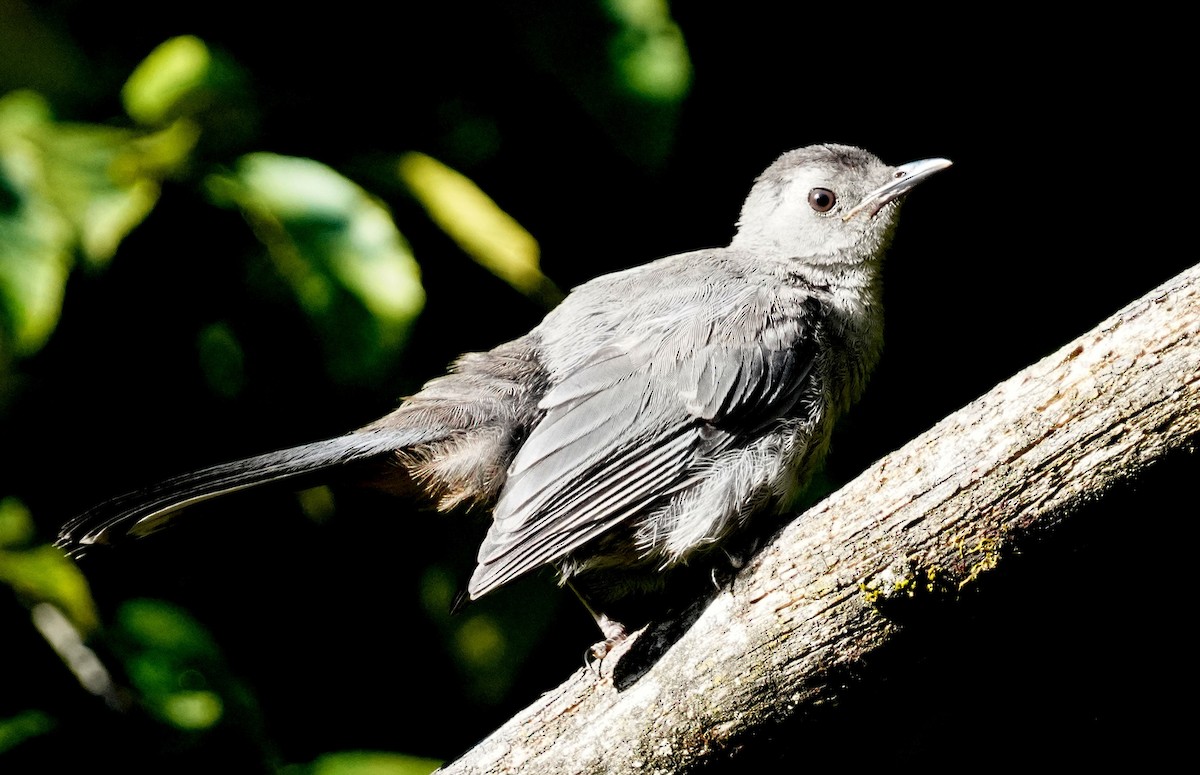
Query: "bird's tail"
56 426 432 557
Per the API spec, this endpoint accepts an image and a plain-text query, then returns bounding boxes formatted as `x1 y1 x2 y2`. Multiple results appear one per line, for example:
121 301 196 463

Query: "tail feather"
56 426 431 556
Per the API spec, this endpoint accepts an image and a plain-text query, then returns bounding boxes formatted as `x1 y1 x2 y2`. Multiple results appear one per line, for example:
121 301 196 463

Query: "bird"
58 144 951 653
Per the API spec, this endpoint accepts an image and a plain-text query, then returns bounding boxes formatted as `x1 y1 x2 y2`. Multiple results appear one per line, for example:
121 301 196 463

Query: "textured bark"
439 263 1200 774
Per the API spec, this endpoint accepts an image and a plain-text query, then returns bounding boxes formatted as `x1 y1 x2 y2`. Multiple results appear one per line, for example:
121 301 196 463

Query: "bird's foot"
584 614 628 674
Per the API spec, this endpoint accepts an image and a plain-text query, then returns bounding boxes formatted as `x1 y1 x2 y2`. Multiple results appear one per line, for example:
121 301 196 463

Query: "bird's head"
730 144 951 264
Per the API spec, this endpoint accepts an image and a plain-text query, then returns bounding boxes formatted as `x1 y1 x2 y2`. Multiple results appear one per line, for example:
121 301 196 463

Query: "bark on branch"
440 263 1200 774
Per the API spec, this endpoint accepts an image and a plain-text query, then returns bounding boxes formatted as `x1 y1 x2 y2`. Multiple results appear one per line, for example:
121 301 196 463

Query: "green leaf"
0 90 199 358
1 91 198 264
117 598 221 658
196 321 246 398
121 36 257 152
286 751 442 775
0 496 35 547
0 710 55 755
115 599 243 731
605 0 693 102
207 153 425 383
0 91 73 356
0 510 100 633
122 35 215 125
397 152 561 307
161 690 224 731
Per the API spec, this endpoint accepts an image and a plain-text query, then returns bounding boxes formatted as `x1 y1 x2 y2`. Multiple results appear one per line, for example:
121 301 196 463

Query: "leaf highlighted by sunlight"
121 35 257 152
605 0 693 103
292 750 442 775
114 599 262 732
162 690 224 730
207 153 424 383
0 498 99 633
0 90 198 357
121 35 224 126
397 152 562 307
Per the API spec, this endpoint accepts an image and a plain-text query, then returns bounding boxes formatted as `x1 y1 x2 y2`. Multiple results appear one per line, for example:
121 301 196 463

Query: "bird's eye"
808 188 836 213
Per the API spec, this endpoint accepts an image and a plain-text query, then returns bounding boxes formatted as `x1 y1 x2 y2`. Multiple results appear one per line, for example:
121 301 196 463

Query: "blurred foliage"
0 89 195 360
0 497 97 632
114 599 251 731
121 35 248 128
0 3 692 771
0 710 54 755
604 0 692 103
283 750 441 775
206 152 424 384
0 33 428 389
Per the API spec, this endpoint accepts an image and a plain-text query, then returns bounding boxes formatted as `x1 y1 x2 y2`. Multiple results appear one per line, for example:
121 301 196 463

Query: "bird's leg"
568 581 628 665
712 534 761 592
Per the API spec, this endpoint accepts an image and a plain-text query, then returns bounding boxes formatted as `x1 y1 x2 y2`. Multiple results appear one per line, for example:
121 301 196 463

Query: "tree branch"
440 263 1200 774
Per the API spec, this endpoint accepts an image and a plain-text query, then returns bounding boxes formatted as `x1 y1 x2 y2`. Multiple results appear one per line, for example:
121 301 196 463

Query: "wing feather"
468 283 823 599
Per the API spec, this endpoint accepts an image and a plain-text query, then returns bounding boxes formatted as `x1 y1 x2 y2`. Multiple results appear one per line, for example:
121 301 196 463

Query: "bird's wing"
467 305 817 598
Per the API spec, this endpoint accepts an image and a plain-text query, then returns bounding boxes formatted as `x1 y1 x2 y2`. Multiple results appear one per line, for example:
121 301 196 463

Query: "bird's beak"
843 157 953 221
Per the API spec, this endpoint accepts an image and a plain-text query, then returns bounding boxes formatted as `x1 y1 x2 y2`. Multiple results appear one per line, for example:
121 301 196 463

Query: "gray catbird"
58 144 950 650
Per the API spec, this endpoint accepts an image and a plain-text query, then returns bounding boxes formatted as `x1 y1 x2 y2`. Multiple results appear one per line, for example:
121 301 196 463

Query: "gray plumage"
58 144 950 642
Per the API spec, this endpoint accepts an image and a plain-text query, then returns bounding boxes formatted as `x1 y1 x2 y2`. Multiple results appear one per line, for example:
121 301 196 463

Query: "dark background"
1 2 1191 771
